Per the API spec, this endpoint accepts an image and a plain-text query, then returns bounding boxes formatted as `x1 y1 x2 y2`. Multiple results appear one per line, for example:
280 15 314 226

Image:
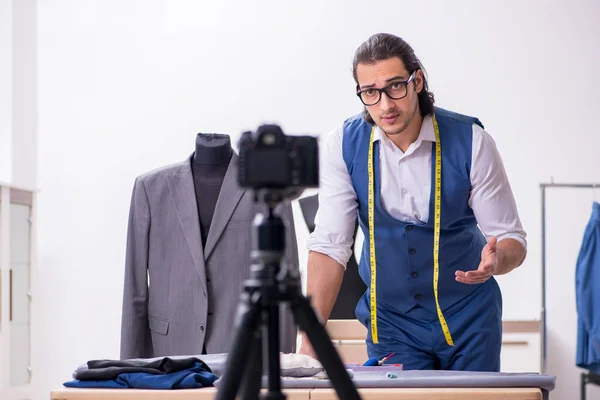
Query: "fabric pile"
64 356 217 389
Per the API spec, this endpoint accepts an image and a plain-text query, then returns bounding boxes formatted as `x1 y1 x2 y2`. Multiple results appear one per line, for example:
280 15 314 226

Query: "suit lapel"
167 157 208 291
204 154 247 259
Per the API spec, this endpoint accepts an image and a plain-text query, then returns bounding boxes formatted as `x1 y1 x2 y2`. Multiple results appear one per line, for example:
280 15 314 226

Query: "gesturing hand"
455 236 497 284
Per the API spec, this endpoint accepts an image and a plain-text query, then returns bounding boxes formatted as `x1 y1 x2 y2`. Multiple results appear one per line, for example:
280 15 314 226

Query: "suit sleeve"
120 176 153 359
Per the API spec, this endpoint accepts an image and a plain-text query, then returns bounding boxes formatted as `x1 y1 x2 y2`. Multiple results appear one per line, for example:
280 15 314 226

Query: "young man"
299 33 527 371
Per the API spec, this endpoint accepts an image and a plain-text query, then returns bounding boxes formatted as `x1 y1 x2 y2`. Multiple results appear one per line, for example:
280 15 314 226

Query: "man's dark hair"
352 33 435 124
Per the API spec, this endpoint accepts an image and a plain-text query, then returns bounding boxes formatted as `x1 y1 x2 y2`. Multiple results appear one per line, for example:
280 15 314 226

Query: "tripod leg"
291 295 362 400
262 303 286 400
216 292 263 400
239 329 263 400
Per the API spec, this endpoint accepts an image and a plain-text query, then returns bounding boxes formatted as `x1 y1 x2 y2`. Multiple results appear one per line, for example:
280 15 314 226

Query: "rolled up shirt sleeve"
469 123 527 251
306 122 358 269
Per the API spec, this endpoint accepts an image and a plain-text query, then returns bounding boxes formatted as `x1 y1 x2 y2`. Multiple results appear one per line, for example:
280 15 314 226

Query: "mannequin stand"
215 189 361 400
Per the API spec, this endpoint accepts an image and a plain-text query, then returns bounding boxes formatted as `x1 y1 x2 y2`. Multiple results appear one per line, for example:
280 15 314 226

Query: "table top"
310 388 542 399
51 387 543 400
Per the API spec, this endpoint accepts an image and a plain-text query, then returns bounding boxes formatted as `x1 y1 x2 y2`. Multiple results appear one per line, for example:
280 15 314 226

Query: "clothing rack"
540 181 600 375
581 371 600 400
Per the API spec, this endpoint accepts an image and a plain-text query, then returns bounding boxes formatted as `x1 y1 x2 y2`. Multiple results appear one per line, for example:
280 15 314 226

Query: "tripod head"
252 190 288 253
246 188 302 293
250 188 303 260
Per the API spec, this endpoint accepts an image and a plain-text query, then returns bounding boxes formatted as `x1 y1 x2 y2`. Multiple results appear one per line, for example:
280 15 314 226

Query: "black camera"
237 123 319 190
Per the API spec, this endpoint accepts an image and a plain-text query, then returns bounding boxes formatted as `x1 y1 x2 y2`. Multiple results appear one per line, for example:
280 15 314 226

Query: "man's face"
356 57 423 135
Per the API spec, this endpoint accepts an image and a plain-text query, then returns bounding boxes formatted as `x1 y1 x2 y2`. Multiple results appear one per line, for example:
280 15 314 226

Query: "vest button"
200 325 205 332
414 294 421 300
411 272 418 278
406 225 413 231
409 248 416 255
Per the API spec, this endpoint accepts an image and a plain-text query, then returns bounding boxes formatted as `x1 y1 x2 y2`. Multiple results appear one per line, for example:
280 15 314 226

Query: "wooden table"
310 388 542 399
50 388 309 400
51 386 543 400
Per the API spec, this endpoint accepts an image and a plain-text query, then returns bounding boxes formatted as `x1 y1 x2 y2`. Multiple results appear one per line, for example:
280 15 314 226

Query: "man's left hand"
455 236 497 284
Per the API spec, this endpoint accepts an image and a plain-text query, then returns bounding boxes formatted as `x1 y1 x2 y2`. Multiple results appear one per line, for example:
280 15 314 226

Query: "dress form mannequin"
192 133 233 247
120 132 299 359
191 133 233 355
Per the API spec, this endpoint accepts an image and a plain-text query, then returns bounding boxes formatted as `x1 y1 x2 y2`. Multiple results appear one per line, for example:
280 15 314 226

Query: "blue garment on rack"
576 202 600 374
63 362 217 389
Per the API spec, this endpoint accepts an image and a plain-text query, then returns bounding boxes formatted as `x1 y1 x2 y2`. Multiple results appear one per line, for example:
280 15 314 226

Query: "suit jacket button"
414 294 421 300
200 325 205 332
411 272 418 278
409 248 416 255
406 225 413 231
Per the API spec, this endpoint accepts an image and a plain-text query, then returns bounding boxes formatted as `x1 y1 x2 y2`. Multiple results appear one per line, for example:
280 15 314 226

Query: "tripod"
215 190 362 400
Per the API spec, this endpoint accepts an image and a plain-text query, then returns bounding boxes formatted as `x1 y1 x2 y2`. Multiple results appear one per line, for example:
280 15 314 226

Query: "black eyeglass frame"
355 71 416 106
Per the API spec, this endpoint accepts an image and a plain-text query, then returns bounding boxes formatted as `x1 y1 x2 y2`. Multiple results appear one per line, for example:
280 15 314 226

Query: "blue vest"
342 107 491 331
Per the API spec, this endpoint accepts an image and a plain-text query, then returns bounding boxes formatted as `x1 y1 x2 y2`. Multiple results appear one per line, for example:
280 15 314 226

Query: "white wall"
33 1 600 400
11 0 38 190
0 0 12 184
0 0 37 189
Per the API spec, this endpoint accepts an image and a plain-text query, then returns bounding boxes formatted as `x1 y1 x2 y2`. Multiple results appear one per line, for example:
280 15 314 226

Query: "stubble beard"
381 101 418 136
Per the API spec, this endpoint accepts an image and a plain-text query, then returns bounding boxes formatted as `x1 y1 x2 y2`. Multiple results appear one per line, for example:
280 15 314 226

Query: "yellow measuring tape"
367 114 454 346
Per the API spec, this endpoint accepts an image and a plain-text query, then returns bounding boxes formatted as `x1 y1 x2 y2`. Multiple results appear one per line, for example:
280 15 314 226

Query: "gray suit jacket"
120 154 299 359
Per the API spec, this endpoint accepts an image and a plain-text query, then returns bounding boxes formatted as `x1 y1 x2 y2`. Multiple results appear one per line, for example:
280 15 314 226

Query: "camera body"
238 124 319 191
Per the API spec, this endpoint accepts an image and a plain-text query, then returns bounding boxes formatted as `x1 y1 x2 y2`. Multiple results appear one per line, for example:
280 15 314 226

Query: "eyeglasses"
356 71 415 106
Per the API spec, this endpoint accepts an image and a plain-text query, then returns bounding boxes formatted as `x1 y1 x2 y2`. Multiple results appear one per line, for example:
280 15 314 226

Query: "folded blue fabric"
63 362 217 389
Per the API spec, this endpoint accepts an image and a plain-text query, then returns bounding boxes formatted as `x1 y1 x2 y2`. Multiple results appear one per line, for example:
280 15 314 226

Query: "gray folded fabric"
73 353 324 379
73 353 229 379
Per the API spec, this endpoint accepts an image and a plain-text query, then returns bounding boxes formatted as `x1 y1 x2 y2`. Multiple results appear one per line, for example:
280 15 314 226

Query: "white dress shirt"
306 114 527 268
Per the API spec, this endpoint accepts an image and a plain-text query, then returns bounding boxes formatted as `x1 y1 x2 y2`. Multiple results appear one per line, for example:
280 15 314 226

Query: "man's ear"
415 69 424 93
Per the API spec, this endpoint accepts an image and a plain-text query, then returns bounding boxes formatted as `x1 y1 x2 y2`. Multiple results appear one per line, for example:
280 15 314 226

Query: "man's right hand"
298 251 346 360
298 333 317 360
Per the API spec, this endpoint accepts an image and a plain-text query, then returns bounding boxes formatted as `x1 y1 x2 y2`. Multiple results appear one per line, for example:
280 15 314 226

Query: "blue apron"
341 107 502 371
